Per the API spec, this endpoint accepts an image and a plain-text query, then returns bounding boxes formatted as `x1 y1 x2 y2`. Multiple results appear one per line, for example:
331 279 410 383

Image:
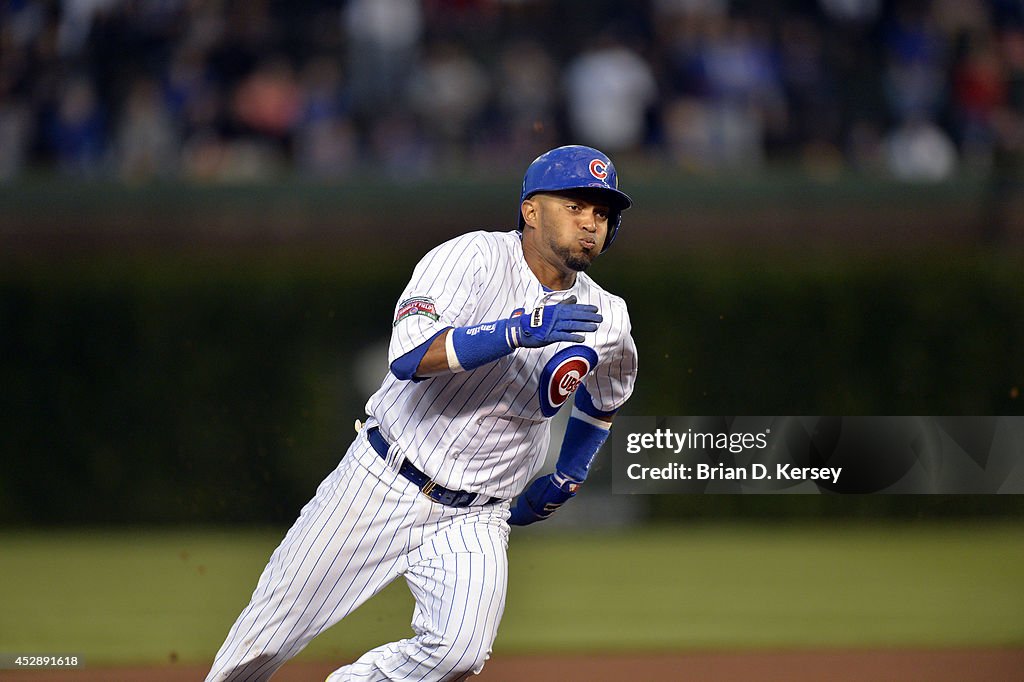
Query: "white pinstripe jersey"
365 230 638 500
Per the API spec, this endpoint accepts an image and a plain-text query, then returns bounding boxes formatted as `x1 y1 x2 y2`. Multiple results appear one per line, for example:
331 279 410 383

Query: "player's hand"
508 472 579 526
507 296 602 348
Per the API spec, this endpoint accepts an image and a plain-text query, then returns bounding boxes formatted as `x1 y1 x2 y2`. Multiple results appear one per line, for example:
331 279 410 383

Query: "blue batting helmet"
518 145 632 252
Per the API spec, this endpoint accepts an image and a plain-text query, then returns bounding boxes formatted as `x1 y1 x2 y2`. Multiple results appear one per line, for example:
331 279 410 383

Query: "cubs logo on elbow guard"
538 345 599 417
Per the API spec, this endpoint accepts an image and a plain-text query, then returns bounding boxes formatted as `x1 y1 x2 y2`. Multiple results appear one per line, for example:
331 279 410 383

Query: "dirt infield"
4 648 1023 682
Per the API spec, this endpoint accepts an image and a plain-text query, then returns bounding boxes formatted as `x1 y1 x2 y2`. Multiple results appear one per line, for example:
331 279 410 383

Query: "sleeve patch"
394 296 439 326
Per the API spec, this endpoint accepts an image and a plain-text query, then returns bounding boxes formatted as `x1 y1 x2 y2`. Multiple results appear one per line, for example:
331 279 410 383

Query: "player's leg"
327 506 510 682
205 436 420 682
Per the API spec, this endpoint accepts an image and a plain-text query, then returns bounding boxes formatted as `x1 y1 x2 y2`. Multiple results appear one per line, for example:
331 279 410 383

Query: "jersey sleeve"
586 299 638 413
388 233 489 364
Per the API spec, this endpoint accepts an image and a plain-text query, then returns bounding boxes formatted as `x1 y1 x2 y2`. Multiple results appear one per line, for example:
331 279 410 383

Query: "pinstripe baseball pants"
206 432 510 682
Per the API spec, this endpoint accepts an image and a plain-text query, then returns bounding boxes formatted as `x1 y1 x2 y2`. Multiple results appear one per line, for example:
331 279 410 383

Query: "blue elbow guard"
390 329 448 381
556 408 612 483
574 383 617 421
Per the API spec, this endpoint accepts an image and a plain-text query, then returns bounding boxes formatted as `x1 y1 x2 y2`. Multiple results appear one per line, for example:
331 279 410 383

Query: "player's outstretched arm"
509 389 614 525
404 295 602 378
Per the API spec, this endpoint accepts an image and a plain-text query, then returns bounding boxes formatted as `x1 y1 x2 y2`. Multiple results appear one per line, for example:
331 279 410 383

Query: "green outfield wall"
1 178 1022 524
2 255 1022 524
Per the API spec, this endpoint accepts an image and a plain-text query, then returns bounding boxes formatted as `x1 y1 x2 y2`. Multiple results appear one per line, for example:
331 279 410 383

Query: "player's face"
527 191 611 272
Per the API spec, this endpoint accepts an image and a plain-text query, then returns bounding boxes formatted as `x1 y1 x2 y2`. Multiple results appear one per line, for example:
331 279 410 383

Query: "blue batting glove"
508 473 579 526
506 296 601 349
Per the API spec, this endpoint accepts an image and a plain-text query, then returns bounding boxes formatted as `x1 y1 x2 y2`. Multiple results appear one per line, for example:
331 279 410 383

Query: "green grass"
1 523 1022 666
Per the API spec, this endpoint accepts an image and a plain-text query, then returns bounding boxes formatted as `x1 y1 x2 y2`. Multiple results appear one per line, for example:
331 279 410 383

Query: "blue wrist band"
451 318 515 371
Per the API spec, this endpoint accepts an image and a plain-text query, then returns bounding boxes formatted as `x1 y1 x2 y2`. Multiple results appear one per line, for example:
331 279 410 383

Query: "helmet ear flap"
602 211 622 252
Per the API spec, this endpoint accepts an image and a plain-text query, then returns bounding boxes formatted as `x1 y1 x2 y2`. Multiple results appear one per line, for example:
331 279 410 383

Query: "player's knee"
433 652 490 680
453 647 491 678
433 631 493 679
208 652 283 681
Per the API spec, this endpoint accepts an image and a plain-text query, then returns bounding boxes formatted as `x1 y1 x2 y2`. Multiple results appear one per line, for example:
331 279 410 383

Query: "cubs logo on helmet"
589 159 608 180
537 345 599 417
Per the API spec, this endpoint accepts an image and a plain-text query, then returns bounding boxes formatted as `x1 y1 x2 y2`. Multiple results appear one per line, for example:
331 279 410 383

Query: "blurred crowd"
2 0 1024 182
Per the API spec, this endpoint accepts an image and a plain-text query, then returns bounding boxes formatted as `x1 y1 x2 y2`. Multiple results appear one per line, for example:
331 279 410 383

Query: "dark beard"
551 240 594 272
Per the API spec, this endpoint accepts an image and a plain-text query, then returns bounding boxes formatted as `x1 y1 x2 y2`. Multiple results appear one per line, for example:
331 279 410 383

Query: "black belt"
366 427 500 508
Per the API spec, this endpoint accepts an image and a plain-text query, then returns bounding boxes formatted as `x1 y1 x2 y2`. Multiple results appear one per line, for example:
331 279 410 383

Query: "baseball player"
205 145 638 681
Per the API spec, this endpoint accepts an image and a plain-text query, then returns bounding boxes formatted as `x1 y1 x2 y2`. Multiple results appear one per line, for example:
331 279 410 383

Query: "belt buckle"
420 480 438 500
